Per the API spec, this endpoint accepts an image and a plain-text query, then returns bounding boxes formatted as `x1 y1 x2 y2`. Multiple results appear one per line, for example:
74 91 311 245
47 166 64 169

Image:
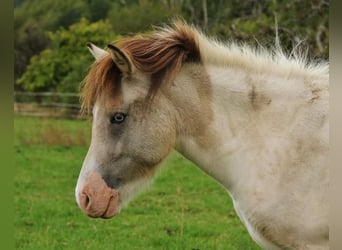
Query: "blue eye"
110 112 127 124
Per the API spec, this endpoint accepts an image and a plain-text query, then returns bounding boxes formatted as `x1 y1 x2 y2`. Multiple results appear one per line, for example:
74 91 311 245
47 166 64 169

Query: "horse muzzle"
76 171 120 219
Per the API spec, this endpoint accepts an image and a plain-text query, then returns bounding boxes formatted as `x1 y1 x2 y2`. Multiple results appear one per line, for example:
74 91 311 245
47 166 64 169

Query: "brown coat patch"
246 76 272 110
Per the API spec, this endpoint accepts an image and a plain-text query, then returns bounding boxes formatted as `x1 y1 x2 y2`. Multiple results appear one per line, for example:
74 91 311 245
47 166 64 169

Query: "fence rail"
14 92 84 119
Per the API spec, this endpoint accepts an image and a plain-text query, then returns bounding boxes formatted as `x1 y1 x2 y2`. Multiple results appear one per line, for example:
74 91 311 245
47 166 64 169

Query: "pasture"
14 116 260 249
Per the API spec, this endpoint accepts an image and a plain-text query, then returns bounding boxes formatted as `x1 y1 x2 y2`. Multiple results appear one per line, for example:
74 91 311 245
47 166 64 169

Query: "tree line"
15 0 329 94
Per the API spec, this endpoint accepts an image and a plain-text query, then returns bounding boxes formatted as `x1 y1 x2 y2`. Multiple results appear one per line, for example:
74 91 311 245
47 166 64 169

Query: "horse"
75 21 329 249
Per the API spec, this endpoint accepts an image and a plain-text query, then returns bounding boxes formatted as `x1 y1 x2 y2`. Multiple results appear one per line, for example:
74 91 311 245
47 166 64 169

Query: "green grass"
14 116 260 250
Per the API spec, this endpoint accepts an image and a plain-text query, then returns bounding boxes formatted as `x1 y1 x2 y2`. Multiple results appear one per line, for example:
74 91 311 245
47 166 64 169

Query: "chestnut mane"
81 22 201 113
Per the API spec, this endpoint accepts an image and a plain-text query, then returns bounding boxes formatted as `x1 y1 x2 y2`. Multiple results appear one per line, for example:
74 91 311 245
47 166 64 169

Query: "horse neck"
170 63 317 191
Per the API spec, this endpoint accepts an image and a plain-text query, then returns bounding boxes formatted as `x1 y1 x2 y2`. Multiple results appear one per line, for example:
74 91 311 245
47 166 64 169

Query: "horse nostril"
81 192 91 209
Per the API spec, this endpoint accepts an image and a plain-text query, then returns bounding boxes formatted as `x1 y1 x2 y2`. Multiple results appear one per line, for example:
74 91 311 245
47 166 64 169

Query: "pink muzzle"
76 171 120 219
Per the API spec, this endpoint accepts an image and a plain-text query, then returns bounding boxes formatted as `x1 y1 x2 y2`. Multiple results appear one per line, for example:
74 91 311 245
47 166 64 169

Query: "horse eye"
110 112 127 124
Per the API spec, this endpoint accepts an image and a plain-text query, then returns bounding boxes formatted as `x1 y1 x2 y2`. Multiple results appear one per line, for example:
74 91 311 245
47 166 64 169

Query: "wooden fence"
14 92 84 119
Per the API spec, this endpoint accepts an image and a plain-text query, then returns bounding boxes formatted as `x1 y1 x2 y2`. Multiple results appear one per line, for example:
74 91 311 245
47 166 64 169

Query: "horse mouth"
78 186 121 219
100 195 120 219
76 169 122 219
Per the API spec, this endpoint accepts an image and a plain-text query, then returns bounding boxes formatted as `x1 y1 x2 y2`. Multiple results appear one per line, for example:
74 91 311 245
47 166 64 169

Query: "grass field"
14 116 261 250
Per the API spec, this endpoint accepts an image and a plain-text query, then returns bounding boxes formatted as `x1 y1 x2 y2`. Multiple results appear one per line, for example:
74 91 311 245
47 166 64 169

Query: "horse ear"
87 42 108 60
107 44 133 75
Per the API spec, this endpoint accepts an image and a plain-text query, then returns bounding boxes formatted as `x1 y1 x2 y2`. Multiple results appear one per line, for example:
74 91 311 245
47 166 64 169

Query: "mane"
81 21 328 113
81 55 122 114
81 21 201 113
196 32 329 77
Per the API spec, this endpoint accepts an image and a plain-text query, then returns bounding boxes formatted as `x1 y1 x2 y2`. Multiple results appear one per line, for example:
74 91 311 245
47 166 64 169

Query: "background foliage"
17 19 117 93
15 0 329 93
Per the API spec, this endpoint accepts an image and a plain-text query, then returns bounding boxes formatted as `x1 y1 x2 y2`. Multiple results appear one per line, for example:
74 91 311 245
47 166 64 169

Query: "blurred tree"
15 15 49 89
107 0 182 34
14 0 27 7
271 0 329 59
208 0 328 59
15 0 90 87
17 19 117 94
84 0 113 22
